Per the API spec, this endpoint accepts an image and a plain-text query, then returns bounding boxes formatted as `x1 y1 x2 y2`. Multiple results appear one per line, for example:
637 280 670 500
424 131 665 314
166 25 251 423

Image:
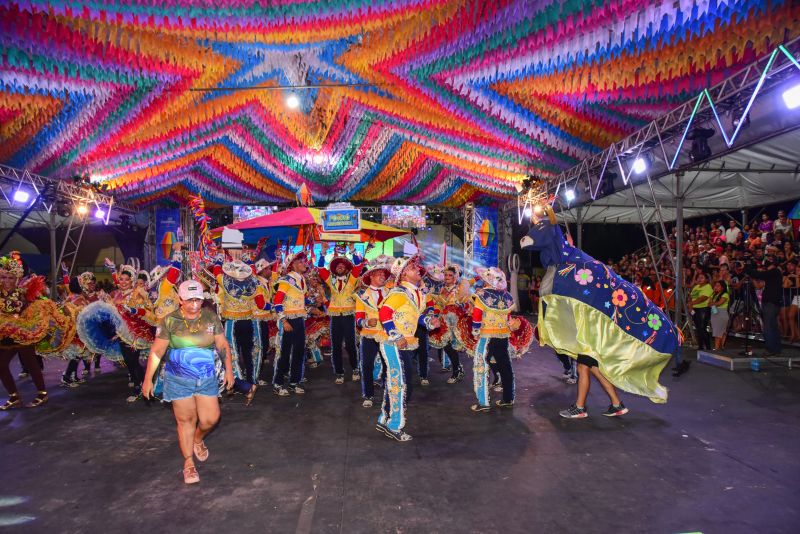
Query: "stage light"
732 114 750 130
56 202 72 218
632 157 647 175
533 205 544 216
286 94 300 109
12 190 30 203
564 189 576 202
783 84 800 109
514 182 525 193
94 208 106 219
76 204 88 215
688 127 715 162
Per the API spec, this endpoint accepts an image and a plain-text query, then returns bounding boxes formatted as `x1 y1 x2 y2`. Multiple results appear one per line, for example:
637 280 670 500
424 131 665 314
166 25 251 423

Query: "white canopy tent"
558 128 800 225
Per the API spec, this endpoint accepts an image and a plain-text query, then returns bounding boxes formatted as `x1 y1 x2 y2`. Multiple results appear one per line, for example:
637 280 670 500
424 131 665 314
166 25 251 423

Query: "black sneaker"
602 403 628 417
672 360 690 377
384 428 412 442
447 370 465 384
60 376 79 388
559 404 588 419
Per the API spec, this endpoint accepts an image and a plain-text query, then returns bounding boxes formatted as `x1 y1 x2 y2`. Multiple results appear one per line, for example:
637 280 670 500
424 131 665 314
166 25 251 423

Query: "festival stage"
2 345 799 533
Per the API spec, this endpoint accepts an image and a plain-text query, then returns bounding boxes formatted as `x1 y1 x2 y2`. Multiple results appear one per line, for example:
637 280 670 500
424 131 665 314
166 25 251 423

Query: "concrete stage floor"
2 344 799 534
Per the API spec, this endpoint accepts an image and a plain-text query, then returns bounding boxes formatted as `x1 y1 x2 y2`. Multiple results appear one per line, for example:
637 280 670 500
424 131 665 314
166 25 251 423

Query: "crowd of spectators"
520 209 799 350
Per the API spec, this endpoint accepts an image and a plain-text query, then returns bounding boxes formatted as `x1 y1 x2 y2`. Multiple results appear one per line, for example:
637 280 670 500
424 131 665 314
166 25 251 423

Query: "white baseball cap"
178 280 205 300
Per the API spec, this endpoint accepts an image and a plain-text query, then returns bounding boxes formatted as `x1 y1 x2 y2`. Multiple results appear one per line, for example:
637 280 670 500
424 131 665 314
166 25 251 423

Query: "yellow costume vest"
253 272 278 321
355 286 387 341
381 281 425 349
215 273 260 321
275 272 308 319
473 289 515 338
325 274 359 316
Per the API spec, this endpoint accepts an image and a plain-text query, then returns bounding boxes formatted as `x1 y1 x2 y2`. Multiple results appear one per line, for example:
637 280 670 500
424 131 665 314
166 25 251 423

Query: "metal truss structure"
548 38 800 201
0 163 136 291
463 202 475 266
142 207 157 271
538 39 800 345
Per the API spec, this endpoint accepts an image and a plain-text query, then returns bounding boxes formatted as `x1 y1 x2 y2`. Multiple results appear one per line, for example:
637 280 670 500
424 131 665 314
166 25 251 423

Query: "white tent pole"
675 176 684 332
49 210 57 299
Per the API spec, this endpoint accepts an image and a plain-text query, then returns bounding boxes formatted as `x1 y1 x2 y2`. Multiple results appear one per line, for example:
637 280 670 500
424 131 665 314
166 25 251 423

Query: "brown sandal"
28 391 48 408
1 393 22 411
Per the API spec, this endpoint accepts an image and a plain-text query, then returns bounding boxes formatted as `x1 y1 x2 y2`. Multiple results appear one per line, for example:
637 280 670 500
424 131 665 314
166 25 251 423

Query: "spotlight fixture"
94 208 106 219
12 189 30 204
632 157 648 175
286 94 300 109
730 105 751 130
523 207 532 218
601 171 618 197
76 204 88 215
564 189 576 202
56 201 72 218
687 127 715 162
782 84 800 109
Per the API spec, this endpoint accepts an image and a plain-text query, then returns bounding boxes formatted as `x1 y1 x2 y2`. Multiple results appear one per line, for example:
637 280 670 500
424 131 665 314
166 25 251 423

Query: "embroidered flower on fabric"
575 268 593 285
611 289 628 307
647 313 662 330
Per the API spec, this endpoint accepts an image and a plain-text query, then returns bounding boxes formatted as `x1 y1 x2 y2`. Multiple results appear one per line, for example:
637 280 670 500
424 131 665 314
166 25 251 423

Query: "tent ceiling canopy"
1 2 798 207
557 128 800 225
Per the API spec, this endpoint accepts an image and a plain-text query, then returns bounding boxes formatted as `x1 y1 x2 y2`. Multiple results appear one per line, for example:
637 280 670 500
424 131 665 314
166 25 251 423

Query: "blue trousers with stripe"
473 337 515 406
378 343 414 432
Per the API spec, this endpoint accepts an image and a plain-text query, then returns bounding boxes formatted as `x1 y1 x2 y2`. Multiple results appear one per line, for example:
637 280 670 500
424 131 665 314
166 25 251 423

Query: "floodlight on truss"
632 157 648 175
12 189 31 204
516 178 550 224
781 83 800 109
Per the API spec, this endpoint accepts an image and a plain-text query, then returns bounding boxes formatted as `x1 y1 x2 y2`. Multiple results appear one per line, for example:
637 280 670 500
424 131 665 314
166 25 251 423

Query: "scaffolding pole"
463 202 475 270
57 212 88 278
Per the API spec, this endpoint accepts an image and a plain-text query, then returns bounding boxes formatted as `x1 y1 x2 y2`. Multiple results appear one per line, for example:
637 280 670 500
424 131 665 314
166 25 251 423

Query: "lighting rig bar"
545 37 800 206
0 163 136 225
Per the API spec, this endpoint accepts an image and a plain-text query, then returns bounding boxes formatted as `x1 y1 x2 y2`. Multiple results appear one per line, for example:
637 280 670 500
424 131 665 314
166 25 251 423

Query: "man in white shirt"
773 210 793 240
725 220 742 244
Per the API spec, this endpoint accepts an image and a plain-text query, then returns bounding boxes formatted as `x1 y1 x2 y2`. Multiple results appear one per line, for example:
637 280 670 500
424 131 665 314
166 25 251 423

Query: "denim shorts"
163 372 219 402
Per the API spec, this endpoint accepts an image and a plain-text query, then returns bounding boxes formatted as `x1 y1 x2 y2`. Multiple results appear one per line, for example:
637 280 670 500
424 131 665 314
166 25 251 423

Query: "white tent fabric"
558 128 800 224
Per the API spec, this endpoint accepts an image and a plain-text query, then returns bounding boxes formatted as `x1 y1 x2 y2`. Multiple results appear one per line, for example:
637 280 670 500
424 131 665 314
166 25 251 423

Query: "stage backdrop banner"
473 206 499 268
155 208 181 265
